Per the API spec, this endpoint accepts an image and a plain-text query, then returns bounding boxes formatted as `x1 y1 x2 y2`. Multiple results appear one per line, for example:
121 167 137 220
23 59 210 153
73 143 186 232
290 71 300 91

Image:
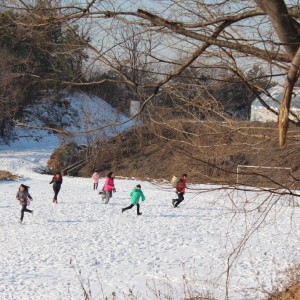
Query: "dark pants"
93 183 98 190
122 203 141 214
174 192 184 207
20 205 32 221
53 184 61 200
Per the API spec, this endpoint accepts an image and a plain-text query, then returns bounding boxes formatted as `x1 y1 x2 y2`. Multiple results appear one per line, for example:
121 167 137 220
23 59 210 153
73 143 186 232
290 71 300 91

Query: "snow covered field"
0 141 300 300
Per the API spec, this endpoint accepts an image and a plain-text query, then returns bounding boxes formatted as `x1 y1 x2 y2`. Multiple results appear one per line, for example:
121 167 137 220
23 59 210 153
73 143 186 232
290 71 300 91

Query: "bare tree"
6 0 298 144
2 1 300 297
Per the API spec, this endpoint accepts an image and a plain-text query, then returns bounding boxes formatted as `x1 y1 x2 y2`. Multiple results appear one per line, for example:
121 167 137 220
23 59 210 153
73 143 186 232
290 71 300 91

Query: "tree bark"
254 0 300 60
279 46 300 146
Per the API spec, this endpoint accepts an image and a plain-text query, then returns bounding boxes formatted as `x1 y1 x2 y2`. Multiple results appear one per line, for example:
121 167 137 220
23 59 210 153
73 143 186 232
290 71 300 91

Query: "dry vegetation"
267 283 300 300
57 120 300 190
0 170 19 181
265 265 300 300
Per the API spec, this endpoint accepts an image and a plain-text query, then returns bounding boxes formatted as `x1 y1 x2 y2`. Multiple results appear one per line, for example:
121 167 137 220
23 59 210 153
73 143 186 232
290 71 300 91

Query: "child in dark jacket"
172 174 187 208
122 184 145 215
16 184 33 223
50 172 63 204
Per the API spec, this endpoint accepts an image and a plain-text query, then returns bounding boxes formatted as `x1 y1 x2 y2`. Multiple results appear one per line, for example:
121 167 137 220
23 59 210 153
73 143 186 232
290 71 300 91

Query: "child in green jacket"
122 184 145 215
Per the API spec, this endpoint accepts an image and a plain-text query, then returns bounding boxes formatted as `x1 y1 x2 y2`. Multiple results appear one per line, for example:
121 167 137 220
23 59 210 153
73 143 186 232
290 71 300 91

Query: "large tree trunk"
254 0 300 60
279 47 300 146
255 0 300 146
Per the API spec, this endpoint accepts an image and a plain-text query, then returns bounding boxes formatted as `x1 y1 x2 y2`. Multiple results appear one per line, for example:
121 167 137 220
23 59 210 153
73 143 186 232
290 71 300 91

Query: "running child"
172 174 187 208
16 184 33 224
122 184 145 215
50 172 63 204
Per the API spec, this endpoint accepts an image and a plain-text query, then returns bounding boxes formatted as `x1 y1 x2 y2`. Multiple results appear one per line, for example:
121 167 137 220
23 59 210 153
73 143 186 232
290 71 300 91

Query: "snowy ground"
0 142 300 300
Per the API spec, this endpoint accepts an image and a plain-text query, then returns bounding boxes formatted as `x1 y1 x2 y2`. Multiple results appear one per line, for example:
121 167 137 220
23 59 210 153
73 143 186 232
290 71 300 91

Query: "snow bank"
1 91 134 148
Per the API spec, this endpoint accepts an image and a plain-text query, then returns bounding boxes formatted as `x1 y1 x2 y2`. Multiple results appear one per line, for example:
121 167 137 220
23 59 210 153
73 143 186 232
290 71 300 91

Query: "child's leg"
122 204 134 213
136 203 142 215
104 191 112 204
54 186 61 200
20 205 32 221
174 193 184 207
24 207 32 214
20 205 25 221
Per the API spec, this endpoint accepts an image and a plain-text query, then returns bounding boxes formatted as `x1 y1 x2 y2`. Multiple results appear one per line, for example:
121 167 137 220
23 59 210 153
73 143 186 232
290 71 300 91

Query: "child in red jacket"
172 174 187 208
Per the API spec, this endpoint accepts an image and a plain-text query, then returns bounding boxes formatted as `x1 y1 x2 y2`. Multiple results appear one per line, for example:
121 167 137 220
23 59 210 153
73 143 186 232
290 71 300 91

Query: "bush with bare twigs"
0 170 19 181
265 265 300 300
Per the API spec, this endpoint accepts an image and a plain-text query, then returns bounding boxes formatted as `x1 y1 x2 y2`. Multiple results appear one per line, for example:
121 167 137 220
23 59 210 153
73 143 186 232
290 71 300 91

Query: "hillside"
49 120 300 189
0 91 133 148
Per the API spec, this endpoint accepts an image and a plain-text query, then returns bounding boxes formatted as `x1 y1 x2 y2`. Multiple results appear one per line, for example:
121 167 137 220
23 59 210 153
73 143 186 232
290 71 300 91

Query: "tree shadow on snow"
47 219 82 223
159 214 205 218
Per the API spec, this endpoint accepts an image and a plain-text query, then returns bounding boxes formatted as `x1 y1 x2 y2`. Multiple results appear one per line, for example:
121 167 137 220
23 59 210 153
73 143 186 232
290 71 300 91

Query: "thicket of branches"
0 1 87 140
1 0 299 143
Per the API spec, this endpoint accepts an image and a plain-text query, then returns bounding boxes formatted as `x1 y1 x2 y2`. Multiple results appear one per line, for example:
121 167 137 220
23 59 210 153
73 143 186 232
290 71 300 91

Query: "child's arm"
141 191 145 201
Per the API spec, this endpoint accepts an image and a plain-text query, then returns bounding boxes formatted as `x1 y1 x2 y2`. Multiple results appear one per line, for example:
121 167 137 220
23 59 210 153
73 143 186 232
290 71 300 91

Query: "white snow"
0 138 300 300
11 91 135 147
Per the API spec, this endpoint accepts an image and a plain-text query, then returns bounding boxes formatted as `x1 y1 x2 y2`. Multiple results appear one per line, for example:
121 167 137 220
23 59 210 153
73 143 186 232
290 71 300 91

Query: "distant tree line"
0 0 87 141
82 64 274 120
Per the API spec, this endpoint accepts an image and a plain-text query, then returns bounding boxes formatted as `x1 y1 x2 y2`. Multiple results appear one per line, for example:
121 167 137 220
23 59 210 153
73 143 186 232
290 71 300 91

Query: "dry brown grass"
68 120 300 189
265 265 300 300
266 283 300 300
0 170 20 181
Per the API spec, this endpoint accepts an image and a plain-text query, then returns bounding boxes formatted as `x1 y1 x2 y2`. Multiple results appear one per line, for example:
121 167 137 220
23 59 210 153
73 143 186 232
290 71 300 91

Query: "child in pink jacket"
102 171 116 204
92 170 100 190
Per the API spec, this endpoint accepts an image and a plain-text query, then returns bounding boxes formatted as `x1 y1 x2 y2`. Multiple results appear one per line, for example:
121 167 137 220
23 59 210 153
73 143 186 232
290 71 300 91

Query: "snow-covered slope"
0 137 300 299
2 91 134 148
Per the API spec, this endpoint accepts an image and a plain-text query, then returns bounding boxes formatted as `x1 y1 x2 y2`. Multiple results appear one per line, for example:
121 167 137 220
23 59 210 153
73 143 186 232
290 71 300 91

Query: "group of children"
92 170 188 214
16 170 187 223
16 172 64 223
92 170 146 214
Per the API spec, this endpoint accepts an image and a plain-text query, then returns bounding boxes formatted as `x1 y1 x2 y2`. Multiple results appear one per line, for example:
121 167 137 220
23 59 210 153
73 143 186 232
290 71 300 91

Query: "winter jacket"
92 172 100 183
176 176 187 193
103 177 114 192
130 188 145 205
50 175 63 187
16 190 32 206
